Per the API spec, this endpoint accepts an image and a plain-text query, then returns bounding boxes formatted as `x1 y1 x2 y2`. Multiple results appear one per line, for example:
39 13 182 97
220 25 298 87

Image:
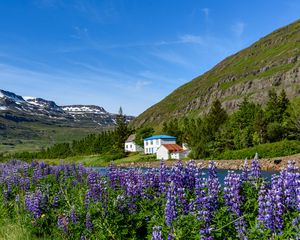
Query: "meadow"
0 156 300 239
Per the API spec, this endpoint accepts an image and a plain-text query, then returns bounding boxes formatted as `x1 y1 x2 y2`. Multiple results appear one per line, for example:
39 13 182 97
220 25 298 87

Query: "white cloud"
151 50 190 67
71 26 89 40
179 34 203 44
232 21 246 37
134 80 152 91
201 8 210 19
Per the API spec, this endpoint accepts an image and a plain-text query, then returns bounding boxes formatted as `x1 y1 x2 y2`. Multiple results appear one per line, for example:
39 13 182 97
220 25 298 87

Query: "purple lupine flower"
198 162 220 238
171 161 184 189
189 170 206 213
159 161 168 194
108 164 120 189
85 213 93 231
292 214 300 236
57 214 69 232
224 171 247 239
207 161 220 212
144 168 160 194
257 175 285 234
152 226 163 240
282 161 299 209
170 161 188 214
167 233 174 240
165 181 177 226
296 175 300 211
249 153 261 181
241 159 249 182
70 208 78 224
25 191 43 219
19 177 30 191
184 160 196 191
52 195 59 207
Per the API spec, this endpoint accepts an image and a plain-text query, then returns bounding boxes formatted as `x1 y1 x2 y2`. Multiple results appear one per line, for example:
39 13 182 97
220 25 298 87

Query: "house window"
146 141 148 146
150 140 153 145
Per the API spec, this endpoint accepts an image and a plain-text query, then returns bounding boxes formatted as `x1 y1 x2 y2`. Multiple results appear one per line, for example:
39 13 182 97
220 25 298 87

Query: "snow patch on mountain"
62 105 107 114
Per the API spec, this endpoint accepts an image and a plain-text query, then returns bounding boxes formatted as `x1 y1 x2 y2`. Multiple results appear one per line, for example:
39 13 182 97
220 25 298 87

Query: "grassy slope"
0 120 106 155
132 19 300 127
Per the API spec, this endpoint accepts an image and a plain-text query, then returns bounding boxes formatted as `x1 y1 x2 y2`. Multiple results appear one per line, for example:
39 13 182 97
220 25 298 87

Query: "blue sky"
0 0 299 115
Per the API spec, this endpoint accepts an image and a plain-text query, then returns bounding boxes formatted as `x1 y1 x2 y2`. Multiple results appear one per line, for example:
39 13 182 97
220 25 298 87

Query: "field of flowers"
0 157 299 239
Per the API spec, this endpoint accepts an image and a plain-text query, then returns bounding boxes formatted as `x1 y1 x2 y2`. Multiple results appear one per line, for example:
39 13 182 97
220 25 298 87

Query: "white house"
124 134 143 152
157 144 188 160
144 135 176 154
170 149 190 160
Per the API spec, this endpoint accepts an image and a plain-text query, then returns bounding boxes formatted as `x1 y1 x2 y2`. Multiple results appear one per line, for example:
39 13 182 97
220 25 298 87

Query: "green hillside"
132 19 300 127
0 116 109 155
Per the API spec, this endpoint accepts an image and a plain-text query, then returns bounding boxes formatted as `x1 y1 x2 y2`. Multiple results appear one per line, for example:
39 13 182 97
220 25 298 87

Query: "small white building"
170 150 190 160
157 144 187 160
144 135 176 154
124 134 143 152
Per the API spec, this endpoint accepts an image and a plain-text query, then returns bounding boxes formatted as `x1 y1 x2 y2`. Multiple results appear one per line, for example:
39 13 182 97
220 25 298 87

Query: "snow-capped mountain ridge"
62 105 107 114
0 89 134 126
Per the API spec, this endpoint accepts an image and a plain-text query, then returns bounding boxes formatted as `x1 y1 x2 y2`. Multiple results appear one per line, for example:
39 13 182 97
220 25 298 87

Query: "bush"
267 122 285 142
210 140 300 160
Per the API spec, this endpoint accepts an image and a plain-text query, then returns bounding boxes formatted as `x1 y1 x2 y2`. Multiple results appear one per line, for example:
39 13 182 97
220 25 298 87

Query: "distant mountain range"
0 89 134 127
132 19 300 127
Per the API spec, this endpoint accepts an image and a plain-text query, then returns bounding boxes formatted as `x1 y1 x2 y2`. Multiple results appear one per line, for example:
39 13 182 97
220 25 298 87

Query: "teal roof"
144 135 176 140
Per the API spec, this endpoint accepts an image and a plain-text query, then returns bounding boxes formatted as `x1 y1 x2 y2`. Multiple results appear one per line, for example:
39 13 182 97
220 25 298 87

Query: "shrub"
210 140 300 160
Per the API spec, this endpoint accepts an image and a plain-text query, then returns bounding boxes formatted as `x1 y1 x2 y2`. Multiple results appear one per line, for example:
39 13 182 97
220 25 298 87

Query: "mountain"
0 89 134 154
132 19 300 127
0 89 134 126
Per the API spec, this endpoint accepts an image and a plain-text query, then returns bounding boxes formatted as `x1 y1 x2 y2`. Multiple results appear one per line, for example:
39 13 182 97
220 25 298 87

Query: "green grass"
0 122 106 155
209 140 300 160
0 222 32 240
41 152 156 167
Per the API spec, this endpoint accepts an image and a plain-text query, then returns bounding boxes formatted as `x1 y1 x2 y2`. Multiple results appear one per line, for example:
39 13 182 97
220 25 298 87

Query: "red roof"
162 144 183 152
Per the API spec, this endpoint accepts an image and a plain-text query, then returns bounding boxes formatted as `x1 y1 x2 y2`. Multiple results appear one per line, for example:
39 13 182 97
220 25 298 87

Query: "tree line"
161 89 300 159
11 107 132 160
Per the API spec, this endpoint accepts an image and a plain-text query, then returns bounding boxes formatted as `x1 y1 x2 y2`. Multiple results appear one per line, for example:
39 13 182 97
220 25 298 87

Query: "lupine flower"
224 171 247 239
184 160 196 190
165 181 177 226
249 153 261 181
152 226 163 240
52 195 59 207
70 208 78 224
25 191 43 219
257 175 285 234
198 162 220 238
241 158 249 182
159 161 168 194
85 213 93 231
57 214 69 232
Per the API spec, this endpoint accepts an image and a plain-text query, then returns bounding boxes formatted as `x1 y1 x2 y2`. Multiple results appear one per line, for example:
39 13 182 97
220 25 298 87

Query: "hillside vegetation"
132 19 300 127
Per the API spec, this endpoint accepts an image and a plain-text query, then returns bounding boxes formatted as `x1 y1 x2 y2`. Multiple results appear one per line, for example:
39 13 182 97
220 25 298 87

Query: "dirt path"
117 153 300 171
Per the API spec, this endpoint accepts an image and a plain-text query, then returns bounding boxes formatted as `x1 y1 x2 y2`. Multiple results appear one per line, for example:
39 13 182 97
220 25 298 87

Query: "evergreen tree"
114 107 130 151
162 118 183 144
206 99 228 133
254 109 268 144
265 89 289 123
278 89 289 119
135 126 154 146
